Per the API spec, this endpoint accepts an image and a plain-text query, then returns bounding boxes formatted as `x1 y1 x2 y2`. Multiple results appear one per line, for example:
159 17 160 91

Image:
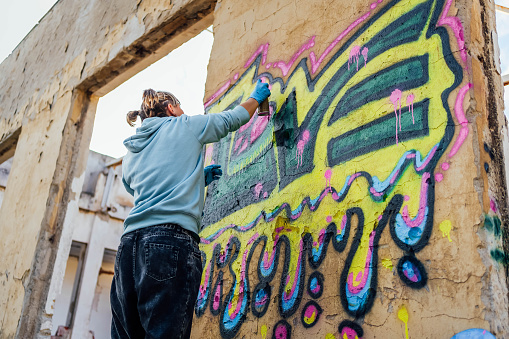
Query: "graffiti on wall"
197 0 470 337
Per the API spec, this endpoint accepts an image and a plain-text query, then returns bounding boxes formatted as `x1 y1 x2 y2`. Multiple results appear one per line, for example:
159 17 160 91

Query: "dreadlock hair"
126 89 181 127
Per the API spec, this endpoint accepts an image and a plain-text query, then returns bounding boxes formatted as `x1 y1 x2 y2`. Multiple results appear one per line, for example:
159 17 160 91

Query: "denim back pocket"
144 243 179 281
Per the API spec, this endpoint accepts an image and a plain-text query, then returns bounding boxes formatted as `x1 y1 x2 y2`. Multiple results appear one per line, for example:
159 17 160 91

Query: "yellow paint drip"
398 305 409 339
381 258 393 270
325 334 336 339
439 220 452 242
261 325 267 339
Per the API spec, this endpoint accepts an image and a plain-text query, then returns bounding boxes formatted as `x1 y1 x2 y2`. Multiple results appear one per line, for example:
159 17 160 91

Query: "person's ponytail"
126 89 181 126
126 110 140 127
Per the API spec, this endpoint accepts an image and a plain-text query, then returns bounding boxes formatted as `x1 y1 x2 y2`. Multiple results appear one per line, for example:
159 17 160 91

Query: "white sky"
0 0 508 158
89 31 213 158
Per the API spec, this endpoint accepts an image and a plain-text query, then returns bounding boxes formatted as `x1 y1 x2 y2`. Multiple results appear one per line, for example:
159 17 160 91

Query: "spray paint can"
258 98 270 116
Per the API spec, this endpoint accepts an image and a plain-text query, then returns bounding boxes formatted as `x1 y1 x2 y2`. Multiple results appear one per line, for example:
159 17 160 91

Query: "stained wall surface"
194 0 509 338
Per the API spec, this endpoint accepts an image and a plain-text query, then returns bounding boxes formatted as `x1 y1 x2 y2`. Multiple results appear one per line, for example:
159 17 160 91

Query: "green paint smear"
490 248 509 266
484 214 501 238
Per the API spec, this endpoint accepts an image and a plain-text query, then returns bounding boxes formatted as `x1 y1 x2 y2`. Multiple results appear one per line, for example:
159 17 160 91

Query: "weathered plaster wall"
0 0 215 337
195 0 509 338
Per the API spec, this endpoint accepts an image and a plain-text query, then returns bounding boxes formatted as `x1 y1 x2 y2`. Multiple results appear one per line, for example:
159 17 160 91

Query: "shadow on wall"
194 0 497 338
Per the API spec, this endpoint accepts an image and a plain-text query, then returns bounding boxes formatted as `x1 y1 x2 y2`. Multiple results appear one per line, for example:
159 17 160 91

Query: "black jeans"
110 224 203 339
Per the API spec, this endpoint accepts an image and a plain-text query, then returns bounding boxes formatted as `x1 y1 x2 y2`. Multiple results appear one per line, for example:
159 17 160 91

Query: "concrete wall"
0 0 215 337
194 0 509 338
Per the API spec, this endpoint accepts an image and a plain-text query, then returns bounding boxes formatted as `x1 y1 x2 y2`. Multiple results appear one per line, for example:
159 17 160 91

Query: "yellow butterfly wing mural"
196 0 469 337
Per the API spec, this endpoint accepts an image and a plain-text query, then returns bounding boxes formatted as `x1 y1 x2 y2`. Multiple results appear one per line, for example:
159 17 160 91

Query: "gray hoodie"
122 105 250 237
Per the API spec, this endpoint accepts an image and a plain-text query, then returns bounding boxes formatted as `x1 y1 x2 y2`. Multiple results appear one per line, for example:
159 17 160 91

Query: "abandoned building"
1 0 509 338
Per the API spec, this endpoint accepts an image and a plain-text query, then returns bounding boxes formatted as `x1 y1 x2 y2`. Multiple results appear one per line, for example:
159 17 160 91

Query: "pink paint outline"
448 83 472 157
204 80 231 108
273 37 315 76
437 0 467 64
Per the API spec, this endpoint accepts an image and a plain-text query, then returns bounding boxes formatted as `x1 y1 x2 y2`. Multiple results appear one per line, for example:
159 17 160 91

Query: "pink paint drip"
390 89 402 144
309 12 371 73
273 37 315 76
435 173 443 182
325 169 332 187
347 231 375 294
437 0 467 64
448 83 472 158
407 93 415 124
326 215 333 223
296 130 310 167
361 47 369 68
401 172 430 227
254 183 263 199
441 162 449 171
348 46 361 71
